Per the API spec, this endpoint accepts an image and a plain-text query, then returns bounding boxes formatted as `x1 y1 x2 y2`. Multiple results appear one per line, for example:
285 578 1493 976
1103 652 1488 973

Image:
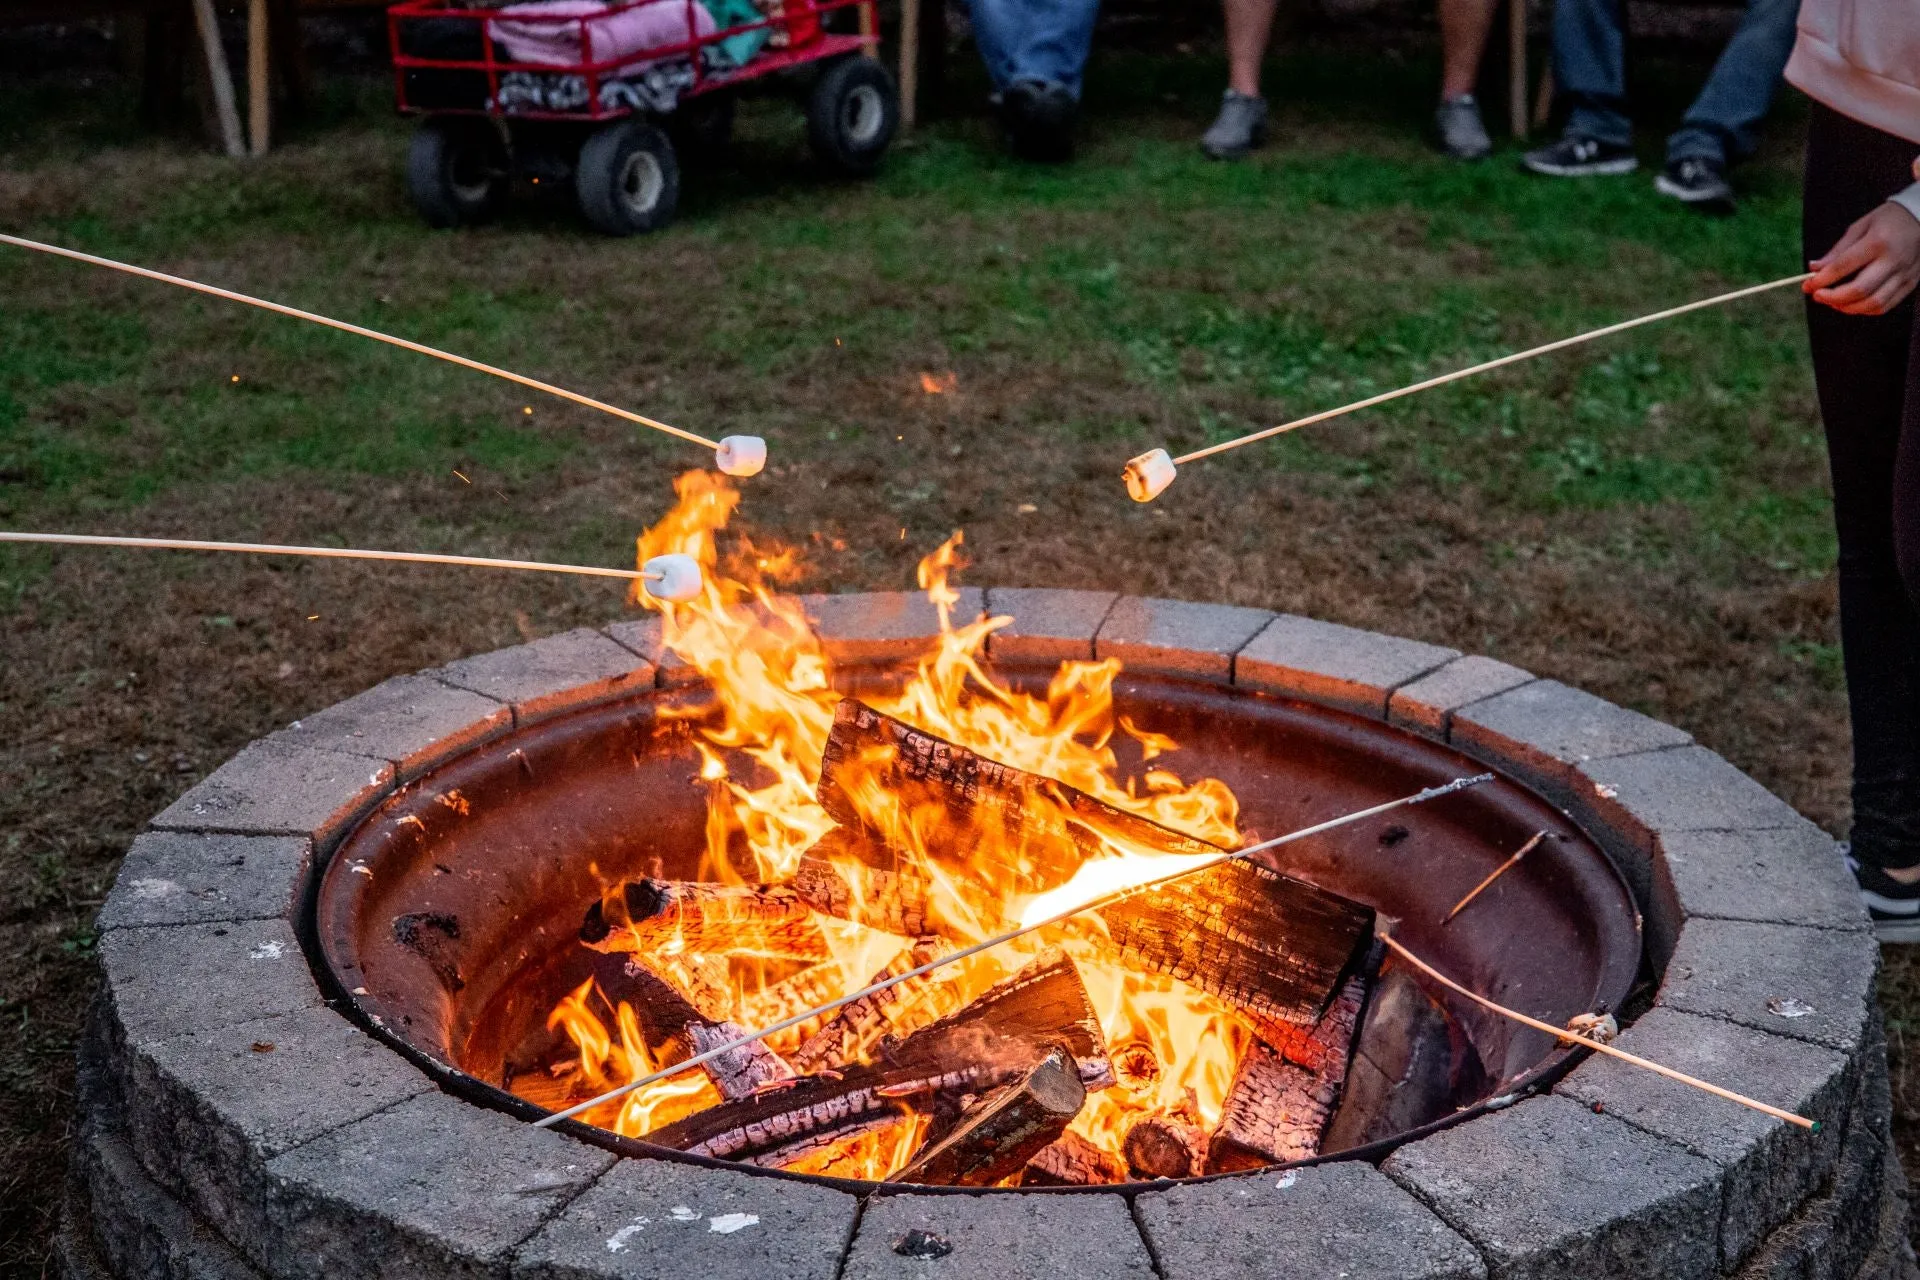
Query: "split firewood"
1124 1114 1205 1179
650 952 735 1022
1095 857 1374 1039
580 878 827 963
1021 1130 1127 1186
587 953 794 1101
1207 968 1373 1171
790 938 964 1073
644 952 1113 1166
889 1044 1086 1187
791 827 937 938
732 961 849 1050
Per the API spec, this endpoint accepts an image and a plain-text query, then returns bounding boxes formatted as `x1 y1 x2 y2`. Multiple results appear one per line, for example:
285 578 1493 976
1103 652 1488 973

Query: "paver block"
261 1091 614 1280
1450 681 1691 795
1647 826 1867 968
1138 1159 1485 1280
1555 1007 1851 1267
1658 917 1878 1056
1095 596 1274 683
606 615 700 688
800 588 986 663
435 628 655 726
513 1156 856 1280
1390 657 1536 737
150 738 394 850
843 1190 1154 1280
1383 1093 1722 1280
96 832 310 932
279 674 511 781
1235 614 1459 718
124 1006 434 1246
72 1122 263 1280
982 586 1118 664
1576 748 1810 849
100 919 321 1045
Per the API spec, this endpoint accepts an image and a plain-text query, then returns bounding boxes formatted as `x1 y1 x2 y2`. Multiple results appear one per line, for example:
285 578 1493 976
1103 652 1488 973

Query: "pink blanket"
489 0 715 68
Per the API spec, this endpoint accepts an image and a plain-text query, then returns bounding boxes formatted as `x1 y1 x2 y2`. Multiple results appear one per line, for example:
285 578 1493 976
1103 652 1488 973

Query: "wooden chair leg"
1533 65 1555 131
248 0 269 155
1507 0 1527 139
899 0 919 130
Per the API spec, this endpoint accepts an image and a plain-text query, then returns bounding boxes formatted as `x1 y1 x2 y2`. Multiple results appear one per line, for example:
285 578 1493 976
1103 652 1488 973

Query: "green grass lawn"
1 29 1895 1269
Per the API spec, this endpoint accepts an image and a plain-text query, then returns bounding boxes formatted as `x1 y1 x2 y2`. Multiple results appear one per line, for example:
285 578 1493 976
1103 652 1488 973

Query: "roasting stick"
1122 272 1814 501
0 531 705 600
534 772 1496 1129
0 233 768 477
1377 932 1817 1131
1441 828 1549 924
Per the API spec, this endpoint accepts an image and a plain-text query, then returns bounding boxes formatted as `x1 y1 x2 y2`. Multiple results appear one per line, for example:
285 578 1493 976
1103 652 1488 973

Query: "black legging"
1804 101 1920 870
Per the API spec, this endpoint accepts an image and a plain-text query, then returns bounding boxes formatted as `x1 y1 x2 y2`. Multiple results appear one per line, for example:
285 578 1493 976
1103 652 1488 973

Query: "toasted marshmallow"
642 553 702 602
715 435 767 477
1123 448 1177 502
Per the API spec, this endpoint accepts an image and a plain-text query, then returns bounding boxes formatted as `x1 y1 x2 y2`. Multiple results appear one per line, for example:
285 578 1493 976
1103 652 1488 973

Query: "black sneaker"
1654 156 1735 213
1522 135 1639 177
1846 845 1920 944
1001 80 1076 163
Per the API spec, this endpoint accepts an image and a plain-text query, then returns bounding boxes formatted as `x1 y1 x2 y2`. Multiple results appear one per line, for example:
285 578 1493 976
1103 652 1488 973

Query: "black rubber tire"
406 118 509 228
806 56 898 178
575 120 680 236
668 93 735 167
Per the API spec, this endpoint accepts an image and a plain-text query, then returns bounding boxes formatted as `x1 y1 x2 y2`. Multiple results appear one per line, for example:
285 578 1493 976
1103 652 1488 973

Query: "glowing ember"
519 470 1262 1181
918 371 958 395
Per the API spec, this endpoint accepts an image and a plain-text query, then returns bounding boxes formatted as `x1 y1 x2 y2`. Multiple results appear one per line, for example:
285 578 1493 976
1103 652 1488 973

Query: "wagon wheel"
806 55 899 178
407 117 510 228
576 120 681 236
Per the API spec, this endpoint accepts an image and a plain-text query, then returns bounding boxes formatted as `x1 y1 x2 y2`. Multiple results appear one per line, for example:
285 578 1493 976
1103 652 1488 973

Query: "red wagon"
388 0 898 234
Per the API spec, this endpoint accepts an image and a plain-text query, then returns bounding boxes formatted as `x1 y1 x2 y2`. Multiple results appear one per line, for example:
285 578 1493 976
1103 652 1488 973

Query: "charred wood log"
644 952 1113 1166
581 879 826 963
791 827 936 938
733 961 849 1050
1095 858 1374 1037
1124 1115 1205 1180
790 938 964 1073
1021 1130 1127 1186
889 1044 1085 1187
587 953 794 1101
1206 968 1373 1171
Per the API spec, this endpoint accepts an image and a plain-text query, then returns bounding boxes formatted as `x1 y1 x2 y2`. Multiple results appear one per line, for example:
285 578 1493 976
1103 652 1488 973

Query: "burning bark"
1021 1130 1127 1186
733 961 849 1051
589 953 794 1100
791 827 935 938
582 879 828 964
790 938 964 1073
888 1044 1086 1187
1124 1115 1205 1180
1207 969 1372 1171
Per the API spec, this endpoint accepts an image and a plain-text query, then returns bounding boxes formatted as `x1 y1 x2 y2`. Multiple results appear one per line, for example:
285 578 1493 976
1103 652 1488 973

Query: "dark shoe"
1200 89 1267 160
1522 134 1638 177
1847 846 1920 944
1001 79 1076 163
1434 94 1492 160
1654 155 1735 213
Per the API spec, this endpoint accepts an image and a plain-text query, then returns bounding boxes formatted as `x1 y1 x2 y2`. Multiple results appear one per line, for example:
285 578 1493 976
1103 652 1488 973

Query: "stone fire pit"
60 589 1909 1280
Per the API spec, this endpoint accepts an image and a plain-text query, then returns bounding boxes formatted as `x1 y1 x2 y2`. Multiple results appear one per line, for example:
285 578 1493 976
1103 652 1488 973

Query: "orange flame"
918 371 957 395
523 471 1253 1180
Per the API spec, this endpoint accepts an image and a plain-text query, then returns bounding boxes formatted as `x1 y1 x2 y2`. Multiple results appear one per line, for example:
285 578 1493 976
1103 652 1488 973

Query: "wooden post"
899 0 919 131
1533 66 1555 131
190 0 246 157
858 0 875 57
248 0 270 155
1507 0 1527 139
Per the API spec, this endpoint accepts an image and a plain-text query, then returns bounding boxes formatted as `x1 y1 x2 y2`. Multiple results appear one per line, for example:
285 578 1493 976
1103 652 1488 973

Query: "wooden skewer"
0 531 659 582
532 772 1495 1129
1442 829 1549 924
0 233 719 450
1171 273 1813 468
1378 932 1818 1131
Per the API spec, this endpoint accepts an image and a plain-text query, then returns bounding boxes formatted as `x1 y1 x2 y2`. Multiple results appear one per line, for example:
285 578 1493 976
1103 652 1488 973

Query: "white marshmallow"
642 553 703 602
1124 448 1177 502
715 435 767 477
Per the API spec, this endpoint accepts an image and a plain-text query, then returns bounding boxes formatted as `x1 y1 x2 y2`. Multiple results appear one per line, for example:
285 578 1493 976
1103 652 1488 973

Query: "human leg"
1201 0 1277 160
1434 0 1498 158
1522 0 1635 174
1664 0 1798 166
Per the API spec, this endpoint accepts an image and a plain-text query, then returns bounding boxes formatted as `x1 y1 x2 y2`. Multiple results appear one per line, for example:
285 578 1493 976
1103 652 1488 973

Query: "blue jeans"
967 0 1100 99
1552 0 1799 164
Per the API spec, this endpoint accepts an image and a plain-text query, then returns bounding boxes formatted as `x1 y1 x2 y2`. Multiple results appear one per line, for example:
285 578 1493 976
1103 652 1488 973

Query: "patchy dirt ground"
2 24 1910 1273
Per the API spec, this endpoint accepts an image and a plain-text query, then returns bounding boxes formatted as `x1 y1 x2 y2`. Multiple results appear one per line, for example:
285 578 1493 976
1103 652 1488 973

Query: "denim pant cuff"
1565 102 1632 148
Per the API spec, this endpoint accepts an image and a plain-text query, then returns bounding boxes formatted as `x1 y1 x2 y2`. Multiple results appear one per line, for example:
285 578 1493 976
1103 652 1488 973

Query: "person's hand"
1805 200 1920 316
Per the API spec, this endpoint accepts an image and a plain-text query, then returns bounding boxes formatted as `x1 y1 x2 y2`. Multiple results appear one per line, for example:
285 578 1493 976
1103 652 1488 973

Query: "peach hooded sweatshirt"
1787 0 1920 217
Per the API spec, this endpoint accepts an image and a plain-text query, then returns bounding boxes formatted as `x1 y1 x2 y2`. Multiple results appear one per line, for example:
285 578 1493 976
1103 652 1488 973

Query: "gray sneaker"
1201 90 1267 161
1435 94 1492 160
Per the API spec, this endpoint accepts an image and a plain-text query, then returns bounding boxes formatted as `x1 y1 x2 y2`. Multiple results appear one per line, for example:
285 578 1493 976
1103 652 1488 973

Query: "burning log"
790 938 964 1073
1206 969 1372 1171
1021 1130 1127 1186
643 952 1112 1167
581 878 828 964
1124 1115 1205 1180
1095 858 1374 1040
888 1044 1085 1187
791 827 935 938
733 961 849 1050
588 953 794 1101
